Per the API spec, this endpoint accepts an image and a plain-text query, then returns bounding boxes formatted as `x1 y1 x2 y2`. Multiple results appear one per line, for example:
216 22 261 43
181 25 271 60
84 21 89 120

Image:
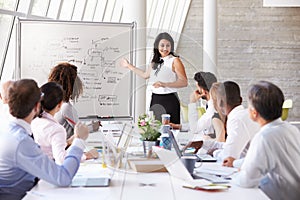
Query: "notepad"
194 164 238 176
183 183 230 191
128 158 167 172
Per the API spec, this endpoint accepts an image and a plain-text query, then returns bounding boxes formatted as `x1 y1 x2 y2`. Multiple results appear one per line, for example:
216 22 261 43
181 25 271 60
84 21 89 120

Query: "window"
59 0 76 20
93 0 107 22
0 0 17 10
47 0 61 19
83 0 97 21
0 14 13 78
72 0 85 21
31 0 50 16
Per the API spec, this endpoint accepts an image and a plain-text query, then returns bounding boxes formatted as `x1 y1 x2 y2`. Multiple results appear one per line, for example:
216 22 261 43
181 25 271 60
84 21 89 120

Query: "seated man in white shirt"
0 79 89 200
170 72 217 138
185 81 260 166
232 81 300 200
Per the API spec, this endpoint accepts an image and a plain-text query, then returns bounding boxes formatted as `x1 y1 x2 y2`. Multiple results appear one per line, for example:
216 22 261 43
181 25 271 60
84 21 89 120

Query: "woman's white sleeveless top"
148 55 178 94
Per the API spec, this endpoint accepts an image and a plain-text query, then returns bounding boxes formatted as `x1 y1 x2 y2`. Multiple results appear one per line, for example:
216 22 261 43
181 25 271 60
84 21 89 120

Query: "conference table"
23 162 269 200
23 128 269 200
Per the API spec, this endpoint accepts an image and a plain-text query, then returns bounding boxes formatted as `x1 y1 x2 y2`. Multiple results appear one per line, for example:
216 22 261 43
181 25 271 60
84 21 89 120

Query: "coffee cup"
161 114 170 125
181 156 197 174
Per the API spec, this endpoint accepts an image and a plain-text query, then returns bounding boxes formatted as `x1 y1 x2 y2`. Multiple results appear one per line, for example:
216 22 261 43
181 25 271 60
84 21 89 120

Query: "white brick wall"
176 0 300 121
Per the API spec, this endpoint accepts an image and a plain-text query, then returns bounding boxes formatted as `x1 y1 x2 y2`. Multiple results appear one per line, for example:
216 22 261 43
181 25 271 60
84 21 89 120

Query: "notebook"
167 130 217 162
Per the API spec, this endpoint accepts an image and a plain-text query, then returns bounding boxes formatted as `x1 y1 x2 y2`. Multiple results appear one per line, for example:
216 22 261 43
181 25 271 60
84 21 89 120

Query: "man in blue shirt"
0 79 89 200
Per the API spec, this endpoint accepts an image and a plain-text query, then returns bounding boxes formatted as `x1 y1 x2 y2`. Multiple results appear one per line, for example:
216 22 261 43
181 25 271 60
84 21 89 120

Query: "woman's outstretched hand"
120 58 130 68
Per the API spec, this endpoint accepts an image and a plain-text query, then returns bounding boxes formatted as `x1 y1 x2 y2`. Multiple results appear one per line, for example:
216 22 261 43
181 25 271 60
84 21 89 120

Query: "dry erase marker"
64 115 76 125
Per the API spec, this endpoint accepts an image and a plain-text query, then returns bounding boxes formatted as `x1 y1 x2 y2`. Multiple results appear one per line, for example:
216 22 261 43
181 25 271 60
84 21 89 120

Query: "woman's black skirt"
150 92 180 124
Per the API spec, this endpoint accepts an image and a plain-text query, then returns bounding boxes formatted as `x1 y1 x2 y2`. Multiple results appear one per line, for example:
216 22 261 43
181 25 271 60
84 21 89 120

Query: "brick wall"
176 0 300 121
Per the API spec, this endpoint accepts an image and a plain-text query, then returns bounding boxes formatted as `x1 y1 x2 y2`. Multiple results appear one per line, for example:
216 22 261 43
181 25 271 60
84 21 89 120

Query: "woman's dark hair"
39 82 64 117
48 62 83 102
151 32 178 71
194 72 217 92
217 81 242 110
248 81 284 121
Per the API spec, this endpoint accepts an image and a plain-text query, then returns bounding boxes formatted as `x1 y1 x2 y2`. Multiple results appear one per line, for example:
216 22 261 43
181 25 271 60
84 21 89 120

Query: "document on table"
183 179 230 191
194 164 238 176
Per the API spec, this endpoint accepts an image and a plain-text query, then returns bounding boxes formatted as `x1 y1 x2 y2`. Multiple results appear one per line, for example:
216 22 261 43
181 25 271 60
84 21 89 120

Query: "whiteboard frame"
16 18 136 120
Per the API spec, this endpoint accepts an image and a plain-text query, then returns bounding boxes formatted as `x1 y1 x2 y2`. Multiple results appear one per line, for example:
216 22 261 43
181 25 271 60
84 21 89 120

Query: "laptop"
152 146 196 182
167 130 217 162
117 123 134 150
153 135 228 184
154 130 229 183
71 124 134 187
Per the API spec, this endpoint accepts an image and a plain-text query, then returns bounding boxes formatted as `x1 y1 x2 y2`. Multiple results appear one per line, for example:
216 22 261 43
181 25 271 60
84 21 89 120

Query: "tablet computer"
71 177 110 187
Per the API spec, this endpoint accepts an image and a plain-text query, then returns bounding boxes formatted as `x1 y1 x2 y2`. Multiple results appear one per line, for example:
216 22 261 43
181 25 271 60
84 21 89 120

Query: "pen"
64 115 76 125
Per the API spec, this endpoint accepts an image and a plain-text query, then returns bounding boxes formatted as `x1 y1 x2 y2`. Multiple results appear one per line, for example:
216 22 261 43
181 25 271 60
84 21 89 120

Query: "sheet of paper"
194 164 238 176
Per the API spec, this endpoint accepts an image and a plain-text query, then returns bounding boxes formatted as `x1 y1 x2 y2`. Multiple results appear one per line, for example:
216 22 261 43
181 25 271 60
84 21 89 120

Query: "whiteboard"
17 19 135 119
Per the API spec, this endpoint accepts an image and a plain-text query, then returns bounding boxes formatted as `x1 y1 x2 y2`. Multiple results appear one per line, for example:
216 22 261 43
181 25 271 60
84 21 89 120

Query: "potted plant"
138 113 161 157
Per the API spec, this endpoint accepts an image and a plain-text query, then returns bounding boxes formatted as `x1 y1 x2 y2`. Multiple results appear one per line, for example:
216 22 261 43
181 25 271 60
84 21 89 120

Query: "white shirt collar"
41 111 57 123
260 118 283 131
11 117 33 136
228 104 244 118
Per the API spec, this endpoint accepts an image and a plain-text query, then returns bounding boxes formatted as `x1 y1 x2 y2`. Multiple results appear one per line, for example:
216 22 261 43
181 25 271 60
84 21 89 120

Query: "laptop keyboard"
192 173 229 184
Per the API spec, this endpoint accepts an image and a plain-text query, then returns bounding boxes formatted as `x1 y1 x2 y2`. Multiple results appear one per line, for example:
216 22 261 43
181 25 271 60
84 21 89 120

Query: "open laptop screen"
167 130 217 162
117 123 134 149
167 130 182 158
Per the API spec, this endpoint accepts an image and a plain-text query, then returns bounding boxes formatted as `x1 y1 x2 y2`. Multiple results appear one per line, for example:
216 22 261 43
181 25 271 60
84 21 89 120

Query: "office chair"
180 102 206 122
281 99 293 121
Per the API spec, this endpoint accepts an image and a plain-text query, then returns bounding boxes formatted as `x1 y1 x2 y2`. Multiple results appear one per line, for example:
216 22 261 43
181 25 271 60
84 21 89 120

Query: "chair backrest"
180 102 206 122
180 103 189 122
281 99 293 121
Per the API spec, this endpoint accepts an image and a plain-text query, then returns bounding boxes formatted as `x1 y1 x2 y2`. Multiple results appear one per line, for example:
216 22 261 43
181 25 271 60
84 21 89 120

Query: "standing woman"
48 62 99 144
121 32 187 123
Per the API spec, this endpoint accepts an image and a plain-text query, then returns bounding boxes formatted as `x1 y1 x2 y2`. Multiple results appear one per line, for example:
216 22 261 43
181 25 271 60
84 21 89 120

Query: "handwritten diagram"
19 21 134 117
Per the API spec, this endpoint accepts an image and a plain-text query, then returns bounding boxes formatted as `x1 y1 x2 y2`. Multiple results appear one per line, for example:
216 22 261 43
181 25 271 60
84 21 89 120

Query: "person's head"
0 80 14 104
210 82 226 122
247 81 284 122
193 72 217 100
217 81 242 116
39 82 64 115
48 62 83 102
153 32 174 57
152 32 176 70
8 79 41 119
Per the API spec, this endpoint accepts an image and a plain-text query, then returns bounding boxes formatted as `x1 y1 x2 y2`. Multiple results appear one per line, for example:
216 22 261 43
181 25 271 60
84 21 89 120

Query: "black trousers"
150 93 180 124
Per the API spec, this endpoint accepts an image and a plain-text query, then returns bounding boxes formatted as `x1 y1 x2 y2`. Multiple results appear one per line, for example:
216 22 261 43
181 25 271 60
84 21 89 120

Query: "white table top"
23 161 269 200
23 129 269 200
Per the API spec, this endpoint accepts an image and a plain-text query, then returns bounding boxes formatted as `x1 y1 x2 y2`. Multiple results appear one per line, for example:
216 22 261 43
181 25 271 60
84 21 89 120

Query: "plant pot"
142 140 160 158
